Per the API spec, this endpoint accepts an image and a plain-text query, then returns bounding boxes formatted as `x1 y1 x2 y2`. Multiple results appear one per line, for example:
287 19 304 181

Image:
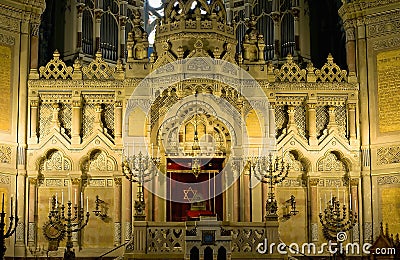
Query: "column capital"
350 178 359 186
309 178 320 186
114 177 123 186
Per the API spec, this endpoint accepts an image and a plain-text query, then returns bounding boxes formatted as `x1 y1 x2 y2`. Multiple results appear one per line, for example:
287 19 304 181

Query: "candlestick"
354 199 357 212
2 193 4 213
62 191 64 205
324 193 327 206
81 192 83 209
74 189 77 206
86 196 89 213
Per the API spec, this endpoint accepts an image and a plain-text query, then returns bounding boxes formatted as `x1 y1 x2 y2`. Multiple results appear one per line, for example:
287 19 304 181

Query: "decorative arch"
80 149 117 173
190 246 199 260
317 150 351 172
285 149 311 173
37 149 72 172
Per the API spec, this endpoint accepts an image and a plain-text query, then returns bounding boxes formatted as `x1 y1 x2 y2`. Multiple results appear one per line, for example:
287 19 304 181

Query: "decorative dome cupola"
153 0 237 63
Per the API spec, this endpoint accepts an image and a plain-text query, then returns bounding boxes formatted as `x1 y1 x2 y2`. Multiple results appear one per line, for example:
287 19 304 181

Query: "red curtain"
166 158 224 221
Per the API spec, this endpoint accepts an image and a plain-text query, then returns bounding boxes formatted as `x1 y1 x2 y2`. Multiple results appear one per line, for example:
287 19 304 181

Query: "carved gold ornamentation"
82 51 115 80
377 146 400 165
315 54 347 82
0 145 12 164
39 50 73 79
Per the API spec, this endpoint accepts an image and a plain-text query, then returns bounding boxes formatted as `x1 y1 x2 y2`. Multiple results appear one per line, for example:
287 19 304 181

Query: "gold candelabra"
0 193 18 260
250 153 290 220
44 195 90 260
122 151 160 220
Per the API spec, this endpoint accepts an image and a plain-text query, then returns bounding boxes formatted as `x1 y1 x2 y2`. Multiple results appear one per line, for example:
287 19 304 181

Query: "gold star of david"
183 187 198 203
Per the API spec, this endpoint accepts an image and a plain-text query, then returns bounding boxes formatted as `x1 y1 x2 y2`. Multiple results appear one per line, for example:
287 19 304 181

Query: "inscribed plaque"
0 45 11 132
377 49 400 133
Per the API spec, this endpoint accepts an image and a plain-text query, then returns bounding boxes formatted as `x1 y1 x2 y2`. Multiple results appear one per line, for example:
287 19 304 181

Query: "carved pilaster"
30 100 39 143
51 103 61 130
327 105 337 132
94 103 104 132
348 103 357 143
114 101 123 144
307 103 317 146
71 99 82 145
269 103 275 138
287 105 297 134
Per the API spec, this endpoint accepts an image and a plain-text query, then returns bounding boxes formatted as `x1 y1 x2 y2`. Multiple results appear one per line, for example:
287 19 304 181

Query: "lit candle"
1 193 4 213
74 189 77 206
62 191 64 205
49 197 51 209
86 196 89 213
151 143 153 157
354 199 357 212
324 193 327 206
81 192 83 209
68 184 71 202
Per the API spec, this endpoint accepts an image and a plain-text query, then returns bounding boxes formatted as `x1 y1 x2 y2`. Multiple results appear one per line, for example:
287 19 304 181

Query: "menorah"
122 151 160 220
0 193 18 260
250 153 290 220
46 194 90 260
319 196 357 257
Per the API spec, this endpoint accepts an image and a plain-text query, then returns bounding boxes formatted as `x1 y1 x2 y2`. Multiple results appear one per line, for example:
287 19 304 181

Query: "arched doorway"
204 247 213 260
190 247 199 260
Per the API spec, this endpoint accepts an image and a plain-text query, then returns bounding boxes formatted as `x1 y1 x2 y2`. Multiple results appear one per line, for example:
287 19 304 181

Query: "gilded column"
94 103 103 132
309 178 319 242
114 178 122 246
287 105 297 133
327 105 337 132
232 159 240 222
122 178 132 241
28 178 37 246
307 103 317 146
243 169 250 222
355 16 372 243
17 21 30 255
350 178 360 242
29 23 40 77
71 98 82 145
269 103 275 139
30 100 39 143
348 103 357 144
114 100 123 145
344 20 356 79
